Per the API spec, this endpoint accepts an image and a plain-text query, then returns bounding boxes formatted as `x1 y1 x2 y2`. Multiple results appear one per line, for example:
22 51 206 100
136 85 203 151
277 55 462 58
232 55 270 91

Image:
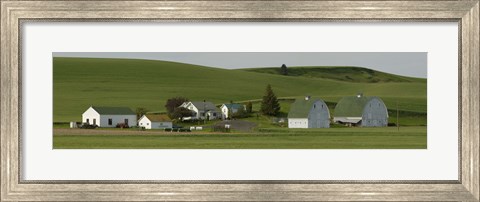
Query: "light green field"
53 57 426 122
53 126 426 149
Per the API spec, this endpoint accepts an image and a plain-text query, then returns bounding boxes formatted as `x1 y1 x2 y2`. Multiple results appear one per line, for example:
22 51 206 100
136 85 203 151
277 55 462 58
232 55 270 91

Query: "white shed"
82 106 137 128
220 103 245 119
138 114 173 129
288 96 331 128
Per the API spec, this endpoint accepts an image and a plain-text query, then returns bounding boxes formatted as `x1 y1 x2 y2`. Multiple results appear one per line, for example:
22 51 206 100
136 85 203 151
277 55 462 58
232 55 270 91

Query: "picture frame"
1 0 478 201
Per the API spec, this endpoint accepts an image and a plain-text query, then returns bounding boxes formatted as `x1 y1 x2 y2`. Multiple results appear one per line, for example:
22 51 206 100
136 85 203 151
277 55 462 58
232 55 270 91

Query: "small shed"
220 103 246 119
288 96 330 128
333 93 389 127
138 114 172 129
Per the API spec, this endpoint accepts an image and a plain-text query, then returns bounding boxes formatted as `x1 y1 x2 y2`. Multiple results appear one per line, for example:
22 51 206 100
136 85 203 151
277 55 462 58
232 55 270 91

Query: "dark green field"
53 57 427 149
53 127 426 149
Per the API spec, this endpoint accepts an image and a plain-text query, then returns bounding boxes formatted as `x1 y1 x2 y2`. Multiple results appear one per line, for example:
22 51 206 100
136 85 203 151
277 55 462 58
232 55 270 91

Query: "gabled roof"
144 114 171 122
333 96 379 117
91 106 135 115
189 101 218 111
288 98 326 118
222 103 244 110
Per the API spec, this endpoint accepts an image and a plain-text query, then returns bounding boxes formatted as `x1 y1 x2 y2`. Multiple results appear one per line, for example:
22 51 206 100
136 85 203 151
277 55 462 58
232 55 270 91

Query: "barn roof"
333 96 379 117
288 98 325 118
223 103 244 110
190 101 218 111
144 114 171 122
91 106 135 115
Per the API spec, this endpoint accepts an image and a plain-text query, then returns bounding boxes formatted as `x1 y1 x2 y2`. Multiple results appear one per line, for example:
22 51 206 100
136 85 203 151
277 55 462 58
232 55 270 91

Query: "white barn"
179 101 220 120
333 93 389 127
220 103 245 119
82 106 137 127
288 96 330 128
138 114 172 129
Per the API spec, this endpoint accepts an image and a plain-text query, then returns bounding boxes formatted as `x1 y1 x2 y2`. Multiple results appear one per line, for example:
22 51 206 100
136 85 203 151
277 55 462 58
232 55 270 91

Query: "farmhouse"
333 93 388 127
220 103 246 119
82 106 137 128
138 114 172 129
179 101 220 120
288 96 330 128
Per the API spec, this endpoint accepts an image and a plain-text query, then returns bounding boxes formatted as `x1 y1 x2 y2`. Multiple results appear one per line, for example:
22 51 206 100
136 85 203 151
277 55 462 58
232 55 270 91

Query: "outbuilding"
288 96 330 128
333 93 389 127
82 106 137 127
138 114 172 129
220 103 246 119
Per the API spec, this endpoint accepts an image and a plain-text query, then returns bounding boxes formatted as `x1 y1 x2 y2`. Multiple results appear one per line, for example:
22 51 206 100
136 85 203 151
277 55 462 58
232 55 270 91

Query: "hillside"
53 57 427 122
239 66 426 83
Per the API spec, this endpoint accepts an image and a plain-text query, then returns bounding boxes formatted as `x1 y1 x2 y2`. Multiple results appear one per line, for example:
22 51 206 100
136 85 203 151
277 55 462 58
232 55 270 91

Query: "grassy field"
53 57 426 122
53 126 426 149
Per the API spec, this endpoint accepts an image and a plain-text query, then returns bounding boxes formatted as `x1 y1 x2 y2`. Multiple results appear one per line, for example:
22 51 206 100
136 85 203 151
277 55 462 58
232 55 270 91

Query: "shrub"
116 123 129 128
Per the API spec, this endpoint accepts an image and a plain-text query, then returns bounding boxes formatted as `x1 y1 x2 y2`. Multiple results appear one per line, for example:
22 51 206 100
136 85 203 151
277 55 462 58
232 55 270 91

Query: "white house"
82 106 137 128
333 93 389 127
220 103 246 119
288 96 330 128
138 114 172 129
179 101 220 120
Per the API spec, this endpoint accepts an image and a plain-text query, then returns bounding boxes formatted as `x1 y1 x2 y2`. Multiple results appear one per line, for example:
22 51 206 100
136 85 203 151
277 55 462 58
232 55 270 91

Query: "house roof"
333 96 379 117
223 103 244 110
91 106 135 115
288 98 325 118
190 101 218 111
144 114 171 122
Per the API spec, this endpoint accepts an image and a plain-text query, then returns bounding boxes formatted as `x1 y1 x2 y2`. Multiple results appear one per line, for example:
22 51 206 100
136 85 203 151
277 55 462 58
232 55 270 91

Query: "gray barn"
333 94 388 127
288 96 330 128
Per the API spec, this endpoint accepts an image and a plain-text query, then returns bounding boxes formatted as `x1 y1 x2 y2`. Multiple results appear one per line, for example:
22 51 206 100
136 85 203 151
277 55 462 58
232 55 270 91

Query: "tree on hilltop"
280 64 288 75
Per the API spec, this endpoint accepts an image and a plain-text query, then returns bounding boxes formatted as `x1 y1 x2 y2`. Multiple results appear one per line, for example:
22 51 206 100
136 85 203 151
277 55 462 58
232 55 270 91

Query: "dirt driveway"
214 120 257 132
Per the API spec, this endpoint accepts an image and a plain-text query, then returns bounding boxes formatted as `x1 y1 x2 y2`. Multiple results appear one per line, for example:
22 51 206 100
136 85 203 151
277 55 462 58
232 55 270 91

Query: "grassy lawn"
53 126 426 149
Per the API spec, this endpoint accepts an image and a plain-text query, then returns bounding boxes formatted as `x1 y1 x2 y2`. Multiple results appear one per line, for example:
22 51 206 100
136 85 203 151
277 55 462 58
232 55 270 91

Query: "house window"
93 119 96 125
147 123 149 125
201 113 205 116
140 123 143 125
108 119 112 125
213 113 217 116
124 119 129 125
86 119 89 124
314 104 316 109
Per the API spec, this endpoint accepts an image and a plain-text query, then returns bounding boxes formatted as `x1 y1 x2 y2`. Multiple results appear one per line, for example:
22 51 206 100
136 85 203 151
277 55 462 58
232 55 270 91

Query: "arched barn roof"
288 97 327 118
334 96 382 117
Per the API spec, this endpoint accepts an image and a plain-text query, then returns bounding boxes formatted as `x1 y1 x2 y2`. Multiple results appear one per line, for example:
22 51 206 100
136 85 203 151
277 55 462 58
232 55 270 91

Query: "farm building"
138 114 172 129
333 93 388 127
220 103 246 119
288 96 330 128
179 101 220 120
82 106 137 128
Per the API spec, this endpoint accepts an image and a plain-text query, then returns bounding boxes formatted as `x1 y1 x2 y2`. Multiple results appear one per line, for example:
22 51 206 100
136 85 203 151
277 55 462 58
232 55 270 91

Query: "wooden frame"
1 0 478 201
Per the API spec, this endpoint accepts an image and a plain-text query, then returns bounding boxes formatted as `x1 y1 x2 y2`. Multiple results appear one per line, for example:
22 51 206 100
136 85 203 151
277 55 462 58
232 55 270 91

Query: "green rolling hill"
239 66 425 83
53 57 427 122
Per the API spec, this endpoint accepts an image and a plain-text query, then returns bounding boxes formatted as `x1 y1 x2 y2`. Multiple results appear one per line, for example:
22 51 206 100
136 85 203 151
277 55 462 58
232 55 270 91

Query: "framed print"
1 0 479 201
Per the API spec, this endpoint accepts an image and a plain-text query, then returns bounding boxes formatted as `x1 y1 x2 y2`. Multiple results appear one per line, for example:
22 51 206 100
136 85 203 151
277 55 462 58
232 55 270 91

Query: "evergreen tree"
280 64 288 75
246 101 253 113
260 84 281 116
